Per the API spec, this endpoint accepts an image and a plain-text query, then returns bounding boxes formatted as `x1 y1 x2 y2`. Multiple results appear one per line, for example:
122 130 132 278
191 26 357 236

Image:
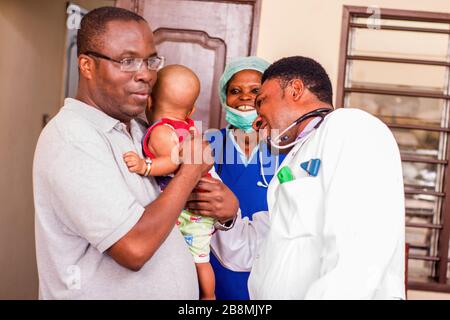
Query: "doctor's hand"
185 176 239 224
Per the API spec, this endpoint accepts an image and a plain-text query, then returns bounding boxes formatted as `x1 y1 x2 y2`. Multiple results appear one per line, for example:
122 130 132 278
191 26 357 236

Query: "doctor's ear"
289 79 305 102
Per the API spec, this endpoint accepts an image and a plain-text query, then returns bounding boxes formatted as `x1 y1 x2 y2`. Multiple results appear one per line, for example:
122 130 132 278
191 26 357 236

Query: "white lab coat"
211 108 405 300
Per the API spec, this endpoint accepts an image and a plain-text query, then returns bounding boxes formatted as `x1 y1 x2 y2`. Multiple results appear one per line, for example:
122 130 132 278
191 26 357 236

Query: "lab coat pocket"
271 177 323 239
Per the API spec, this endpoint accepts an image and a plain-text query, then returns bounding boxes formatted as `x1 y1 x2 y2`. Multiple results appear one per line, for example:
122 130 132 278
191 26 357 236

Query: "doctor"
211 56 406 299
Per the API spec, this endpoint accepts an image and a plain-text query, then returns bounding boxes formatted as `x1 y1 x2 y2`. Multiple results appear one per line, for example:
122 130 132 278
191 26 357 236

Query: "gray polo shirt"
33 98 198 299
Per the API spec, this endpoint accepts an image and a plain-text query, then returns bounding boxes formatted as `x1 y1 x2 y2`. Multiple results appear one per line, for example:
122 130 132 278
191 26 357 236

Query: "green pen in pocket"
277 166 295 184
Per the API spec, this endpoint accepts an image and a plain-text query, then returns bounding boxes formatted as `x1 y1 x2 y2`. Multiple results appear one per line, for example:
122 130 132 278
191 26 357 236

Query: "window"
337 6 450 292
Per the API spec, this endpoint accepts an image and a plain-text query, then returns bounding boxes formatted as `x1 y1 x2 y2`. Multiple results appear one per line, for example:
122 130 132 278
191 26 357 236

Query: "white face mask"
225 106 258 133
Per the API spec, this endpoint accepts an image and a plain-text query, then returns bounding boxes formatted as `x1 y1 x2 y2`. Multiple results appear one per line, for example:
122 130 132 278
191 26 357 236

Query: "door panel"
116 0 261 129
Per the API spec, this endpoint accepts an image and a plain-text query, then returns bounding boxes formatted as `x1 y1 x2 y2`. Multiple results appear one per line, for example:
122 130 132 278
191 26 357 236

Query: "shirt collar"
64 98 121 133
226 125 260 165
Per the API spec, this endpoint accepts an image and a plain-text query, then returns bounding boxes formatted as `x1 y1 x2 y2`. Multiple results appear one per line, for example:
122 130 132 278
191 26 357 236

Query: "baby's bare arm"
123 125 180 176
123 151 147 175
146 125 180 176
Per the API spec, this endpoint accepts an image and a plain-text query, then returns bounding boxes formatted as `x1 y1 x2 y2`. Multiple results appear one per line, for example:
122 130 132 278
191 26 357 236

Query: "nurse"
212 56 406 299
207 56 285 300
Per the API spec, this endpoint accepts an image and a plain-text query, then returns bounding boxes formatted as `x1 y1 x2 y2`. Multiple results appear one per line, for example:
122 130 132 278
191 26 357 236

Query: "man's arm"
108 134 212 271
210 210 270 272
107 164 203 271
49 129 215 272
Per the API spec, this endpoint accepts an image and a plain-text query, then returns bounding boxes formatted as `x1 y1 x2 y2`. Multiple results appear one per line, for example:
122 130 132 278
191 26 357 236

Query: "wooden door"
116 0 261 129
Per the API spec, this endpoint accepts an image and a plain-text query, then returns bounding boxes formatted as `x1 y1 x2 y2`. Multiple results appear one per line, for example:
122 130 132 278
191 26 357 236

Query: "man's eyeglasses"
84 51 165 72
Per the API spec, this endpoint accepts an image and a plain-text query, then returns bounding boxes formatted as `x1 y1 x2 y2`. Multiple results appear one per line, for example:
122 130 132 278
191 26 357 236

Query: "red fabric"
142 117 211 179
142 118 196 159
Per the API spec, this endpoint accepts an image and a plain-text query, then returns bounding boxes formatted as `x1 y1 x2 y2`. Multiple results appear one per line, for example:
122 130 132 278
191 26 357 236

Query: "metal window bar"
406 222 443 229
400 155 447 165
405 190 445 197
349 22 450 35
347 55 450 67
343 87 450 100
409 255 440 262
386 123 450 132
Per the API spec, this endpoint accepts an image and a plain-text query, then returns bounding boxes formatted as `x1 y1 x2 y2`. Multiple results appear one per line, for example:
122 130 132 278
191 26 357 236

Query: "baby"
123 65 216 300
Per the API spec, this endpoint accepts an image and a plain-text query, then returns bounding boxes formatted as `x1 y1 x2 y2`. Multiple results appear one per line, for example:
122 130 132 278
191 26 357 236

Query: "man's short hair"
262 56 333 105
77 6 146 56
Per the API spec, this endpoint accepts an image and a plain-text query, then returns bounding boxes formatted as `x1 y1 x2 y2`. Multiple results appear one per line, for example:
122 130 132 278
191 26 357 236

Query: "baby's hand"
123 151 146 175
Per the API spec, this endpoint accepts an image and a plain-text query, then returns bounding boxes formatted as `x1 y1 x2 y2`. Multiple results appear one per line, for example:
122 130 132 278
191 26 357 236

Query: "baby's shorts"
177 210 216 263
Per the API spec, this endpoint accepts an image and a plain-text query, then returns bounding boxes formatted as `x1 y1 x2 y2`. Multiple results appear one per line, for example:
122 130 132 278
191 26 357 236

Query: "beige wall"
0 0 112 300
256 0 450 106
0 0 67 300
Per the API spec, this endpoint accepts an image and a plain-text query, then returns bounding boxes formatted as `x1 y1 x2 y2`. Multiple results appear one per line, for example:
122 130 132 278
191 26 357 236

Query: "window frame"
336 5 450 293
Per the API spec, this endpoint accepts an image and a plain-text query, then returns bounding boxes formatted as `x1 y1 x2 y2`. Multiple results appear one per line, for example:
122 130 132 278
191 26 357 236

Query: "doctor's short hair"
262 56 333 105
77 6 146 56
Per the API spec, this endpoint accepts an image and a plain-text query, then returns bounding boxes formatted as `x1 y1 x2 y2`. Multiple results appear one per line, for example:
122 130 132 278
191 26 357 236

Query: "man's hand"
179 133 214 178
123 151 146 175
185 175 239 223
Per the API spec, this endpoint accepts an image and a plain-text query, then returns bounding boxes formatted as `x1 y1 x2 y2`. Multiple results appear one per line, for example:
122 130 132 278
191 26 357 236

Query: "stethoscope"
216 128 278 188
256 144 279 188
268 107 334 150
